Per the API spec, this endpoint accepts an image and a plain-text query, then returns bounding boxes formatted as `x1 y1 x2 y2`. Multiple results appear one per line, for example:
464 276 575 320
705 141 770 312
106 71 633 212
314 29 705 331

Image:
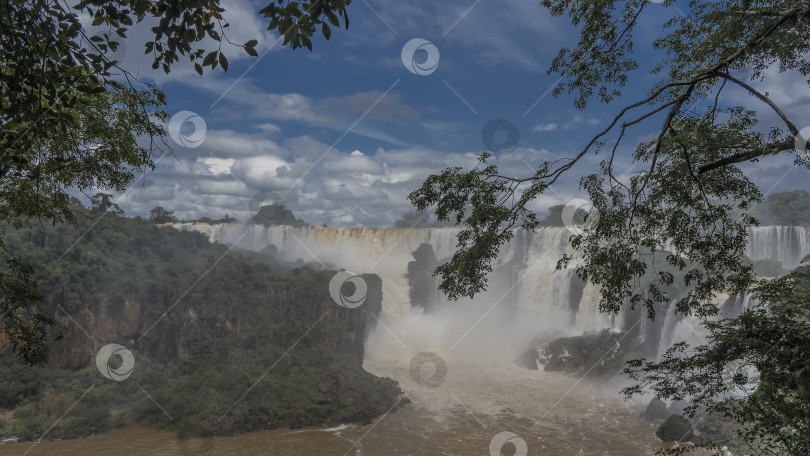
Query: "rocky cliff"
0 208 402 441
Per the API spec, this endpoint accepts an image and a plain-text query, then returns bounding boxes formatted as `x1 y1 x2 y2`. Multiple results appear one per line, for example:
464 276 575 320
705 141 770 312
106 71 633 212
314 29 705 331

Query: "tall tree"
0 86 165 364
410 1 810 453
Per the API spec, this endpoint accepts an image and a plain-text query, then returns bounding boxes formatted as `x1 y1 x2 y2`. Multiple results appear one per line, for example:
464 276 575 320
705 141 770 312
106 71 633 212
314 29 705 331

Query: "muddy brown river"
1 362 693 456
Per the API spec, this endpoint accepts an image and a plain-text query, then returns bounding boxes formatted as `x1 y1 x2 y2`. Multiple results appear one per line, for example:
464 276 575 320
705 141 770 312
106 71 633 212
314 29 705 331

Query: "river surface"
3 362 684 456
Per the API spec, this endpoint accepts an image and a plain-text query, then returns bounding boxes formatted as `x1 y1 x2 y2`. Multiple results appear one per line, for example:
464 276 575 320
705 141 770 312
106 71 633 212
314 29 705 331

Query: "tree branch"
715 72 798 135
697 138 794 174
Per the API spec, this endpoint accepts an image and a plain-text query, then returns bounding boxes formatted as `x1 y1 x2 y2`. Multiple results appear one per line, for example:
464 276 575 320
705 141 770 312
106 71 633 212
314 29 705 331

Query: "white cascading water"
746 226 809 269
170 224 621 362
169 223 804 363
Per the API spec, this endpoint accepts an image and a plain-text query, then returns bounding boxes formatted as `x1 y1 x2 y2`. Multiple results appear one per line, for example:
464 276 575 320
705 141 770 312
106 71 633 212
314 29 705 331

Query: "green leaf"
321 23 331 40
202 51 217 66
218 52 228 71
326 11 339 27
194 63 203 75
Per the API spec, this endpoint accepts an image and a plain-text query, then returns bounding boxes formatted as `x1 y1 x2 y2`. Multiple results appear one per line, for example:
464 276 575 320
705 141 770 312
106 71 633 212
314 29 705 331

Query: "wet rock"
692 409 751 454
513 347 539 370
654 402 751 453
640 398 669 421
668 400 688 416
406 244 439 312
539 329 629 377
656 414 694 442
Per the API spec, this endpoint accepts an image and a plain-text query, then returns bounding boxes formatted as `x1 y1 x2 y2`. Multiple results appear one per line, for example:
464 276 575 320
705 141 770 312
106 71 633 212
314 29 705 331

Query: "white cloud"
231 155 297 190
533 122 558 132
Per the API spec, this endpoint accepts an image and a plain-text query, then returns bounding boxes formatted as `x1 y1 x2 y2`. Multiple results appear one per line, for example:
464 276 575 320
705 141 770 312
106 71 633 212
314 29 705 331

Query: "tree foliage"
149 206 178 224
410 1 810 452
0 0 352 364
1 0 350 169
624 267 810 454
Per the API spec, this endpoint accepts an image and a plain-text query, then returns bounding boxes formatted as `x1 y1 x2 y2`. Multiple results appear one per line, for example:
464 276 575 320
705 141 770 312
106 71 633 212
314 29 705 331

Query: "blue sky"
85 0 810 226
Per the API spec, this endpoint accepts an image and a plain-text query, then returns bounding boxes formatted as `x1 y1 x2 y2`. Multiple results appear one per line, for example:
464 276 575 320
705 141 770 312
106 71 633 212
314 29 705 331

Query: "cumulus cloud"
89 0 809 227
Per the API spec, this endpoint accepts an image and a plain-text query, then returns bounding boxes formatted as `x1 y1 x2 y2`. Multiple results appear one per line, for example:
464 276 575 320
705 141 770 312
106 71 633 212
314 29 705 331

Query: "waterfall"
746 226 809 269
169 222 799 362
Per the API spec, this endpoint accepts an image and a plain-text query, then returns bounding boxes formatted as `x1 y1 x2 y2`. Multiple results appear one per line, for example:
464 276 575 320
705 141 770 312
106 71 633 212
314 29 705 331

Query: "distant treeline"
750 190 810 226
148 203 307 227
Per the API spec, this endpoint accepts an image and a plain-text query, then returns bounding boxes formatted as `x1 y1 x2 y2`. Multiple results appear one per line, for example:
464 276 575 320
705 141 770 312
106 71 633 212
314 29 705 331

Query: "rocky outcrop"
251 204 308 227
406 244 439 312
513 346 540 370
656 414 694 442
647 404 751 453
640 398 670 421
691 410 749 453
538 329 628 377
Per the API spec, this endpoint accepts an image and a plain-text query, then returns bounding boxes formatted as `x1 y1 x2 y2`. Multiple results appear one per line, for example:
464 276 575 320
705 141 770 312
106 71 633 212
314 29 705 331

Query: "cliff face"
2 212 402 441
48 269 383 371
